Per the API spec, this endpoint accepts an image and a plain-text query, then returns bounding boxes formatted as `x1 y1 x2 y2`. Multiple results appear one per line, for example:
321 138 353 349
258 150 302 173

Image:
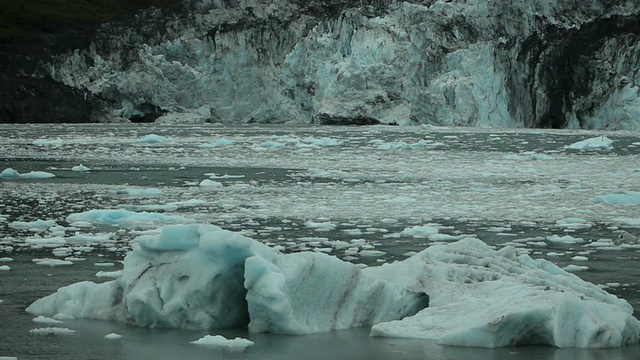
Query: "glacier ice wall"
47 0 640 129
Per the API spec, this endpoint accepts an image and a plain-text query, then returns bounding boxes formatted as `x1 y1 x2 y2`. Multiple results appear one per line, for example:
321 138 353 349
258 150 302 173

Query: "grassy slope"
0 0 179 40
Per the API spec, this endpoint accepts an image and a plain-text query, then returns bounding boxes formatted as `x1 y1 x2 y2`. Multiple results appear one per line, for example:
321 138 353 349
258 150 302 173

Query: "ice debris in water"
0 168 55 179
9 219 56 232
32 138 63 146
0 266 9 271
29 327 75 335
190 335 254 349
199 179 223 187
66 209 194 226
593 193 640 205
32 316 64 325
616 231 638 245
137 134 171 143
105 333 122 340
71 164 91 172
565 136 613 150
26 224 640 348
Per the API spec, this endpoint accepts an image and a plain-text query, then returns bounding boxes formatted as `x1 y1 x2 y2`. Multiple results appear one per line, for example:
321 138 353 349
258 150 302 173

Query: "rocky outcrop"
3 0 640 129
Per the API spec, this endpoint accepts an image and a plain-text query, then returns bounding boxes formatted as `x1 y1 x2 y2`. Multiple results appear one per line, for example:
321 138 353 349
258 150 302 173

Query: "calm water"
1 124 640 359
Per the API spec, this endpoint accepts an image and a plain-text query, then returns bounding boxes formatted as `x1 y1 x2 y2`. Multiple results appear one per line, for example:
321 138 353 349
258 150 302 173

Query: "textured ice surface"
190 335 254 349
566 136 614 150
45 1 640 129
27 224 640 348
0 168 55 179
67 209 193 226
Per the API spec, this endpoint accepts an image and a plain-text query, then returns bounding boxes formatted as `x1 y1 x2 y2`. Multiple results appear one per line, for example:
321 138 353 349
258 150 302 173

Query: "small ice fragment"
137 134 171 143
96 270 123 278
32 316 64 325
105 333 122 340
29 327 75 335
564 265 589 272
71 165 91 172
0 266 9 271
190 335 254 349
199 180 223 187
94 263 115 267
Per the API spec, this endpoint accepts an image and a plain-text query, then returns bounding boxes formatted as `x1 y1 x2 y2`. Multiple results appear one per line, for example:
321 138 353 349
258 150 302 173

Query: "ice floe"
190 335 254 349
137 134 171 143
32 316 64 325
594 193 640 205
71 164 91 172
565 136 613 150
29 327 75 335
0 168 55 179
66 209 194 226
26 224 640 348
105 333 122 340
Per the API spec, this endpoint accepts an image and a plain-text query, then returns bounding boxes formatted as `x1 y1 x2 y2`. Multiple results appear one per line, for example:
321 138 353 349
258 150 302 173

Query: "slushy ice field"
1 124 640 360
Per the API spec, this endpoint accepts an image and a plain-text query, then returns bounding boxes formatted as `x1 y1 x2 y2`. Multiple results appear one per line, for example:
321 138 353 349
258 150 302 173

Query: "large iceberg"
27 224 640 348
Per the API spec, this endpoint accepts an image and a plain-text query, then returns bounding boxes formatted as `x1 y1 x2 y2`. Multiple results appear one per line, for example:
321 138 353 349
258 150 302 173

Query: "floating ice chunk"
137 134 171 143
105 333 122 340
190 335 254 349
0 168 55 179
28 224 426 332
565 136 613 150
67 209 193 226
34 259 73 267
110 188 164 197
214 138 234 146
370 239 637 348
10 219 56 232
0 266 9 271
304 221 337 231
32 315 64 325
27 225 640 348
301 137 341 146
199 179 223 187
555 218 592 229
258 141 285 148
0 356 17 360
25 236 65 246
546 235 584 244
616 231 638 244
66 233 114 243
593 193 640 205
33 138 63 146
614 218 640 228
0 299 4 305
359 250 386 257
571 256 589 261
96 270 122 278
71 164 91 172
0 257 12 262
400 226 439 238
29 327 75 335
563 264 589 272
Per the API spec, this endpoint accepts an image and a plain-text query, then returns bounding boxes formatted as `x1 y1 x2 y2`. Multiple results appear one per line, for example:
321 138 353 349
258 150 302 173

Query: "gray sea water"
1 124 640 359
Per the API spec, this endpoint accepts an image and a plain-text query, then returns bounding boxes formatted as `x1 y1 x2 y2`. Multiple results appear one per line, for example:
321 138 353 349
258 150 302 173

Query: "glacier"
26 224 640 348
21 0 638 129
